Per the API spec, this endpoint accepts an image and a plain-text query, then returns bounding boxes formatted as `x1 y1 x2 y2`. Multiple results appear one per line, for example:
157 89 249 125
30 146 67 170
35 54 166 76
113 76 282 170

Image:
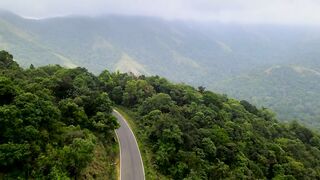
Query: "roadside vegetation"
0 51 119 179
1 50 320 179
105 72 320 179
114 106 169 180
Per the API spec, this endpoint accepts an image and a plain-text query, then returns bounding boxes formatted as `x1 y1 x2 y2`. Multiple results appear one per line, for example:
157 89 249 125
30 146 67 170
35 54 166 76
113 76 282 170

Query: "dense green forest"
2 10 320 128
0 51 119 179
214 65 320 130
104 74 320 179
1 50 320 179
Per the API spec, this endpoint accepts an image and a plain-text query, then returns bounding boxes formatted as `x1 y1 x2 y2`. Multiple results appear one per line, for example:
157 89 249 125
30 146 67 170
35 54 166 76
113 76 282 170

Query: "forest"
1 50 320 179
2 10 320 129
0 51 119 179
107 73 320 179
214 64 320 130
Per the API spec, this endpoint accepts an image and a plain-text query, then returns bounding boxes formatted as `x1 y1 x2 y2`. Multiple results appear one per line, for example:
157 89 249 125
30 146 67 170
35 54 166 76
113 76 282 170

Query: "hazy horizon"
1 0 320 25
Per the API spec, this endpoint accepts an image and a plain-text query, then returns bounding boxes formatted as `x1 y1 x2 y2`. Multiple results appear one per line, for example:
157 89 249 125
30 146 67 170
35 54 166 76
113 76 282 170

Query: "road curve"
113 109 145 180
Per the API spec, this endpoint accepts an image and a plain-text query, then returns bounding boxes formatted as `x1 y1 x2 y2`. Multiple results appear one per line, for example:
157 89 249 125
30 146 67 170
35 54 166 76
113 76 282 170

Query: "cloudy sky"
0 0 320 25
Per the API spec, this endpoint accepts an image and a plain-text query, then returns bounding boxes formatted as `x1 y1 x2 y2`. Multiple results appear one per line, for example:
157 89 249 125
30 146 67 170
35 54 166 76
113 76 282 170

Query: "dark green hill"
1 50 320 179
214 65 320 129
1 11 320 128
0 51 119 179
103 62 320 179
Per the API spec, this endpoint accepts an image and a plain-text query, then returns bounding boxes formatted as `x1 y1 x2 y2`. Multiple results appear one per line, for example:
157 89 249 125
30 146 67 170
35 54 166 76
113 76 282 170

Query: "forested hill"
1 10 320 128
0 51 119 179
215 65 320 129
1 50 320 179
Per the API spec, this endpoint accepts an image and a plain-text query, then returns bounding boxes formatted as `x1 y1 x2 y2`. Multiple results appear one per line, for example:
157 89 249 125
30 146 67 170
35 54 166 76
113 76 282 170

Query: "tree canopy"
104 69 320 179
1 50 320 179
0 51 119 179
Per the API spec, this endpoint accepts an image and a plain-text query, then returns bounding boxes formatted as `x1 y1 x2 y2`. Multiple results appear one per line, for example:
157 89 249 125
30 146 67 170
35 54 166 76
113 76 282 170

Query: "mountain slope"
104 66 320 179
0 51 119 179
0 11 78 67
1 11 320 128
214 65 320 129
2 50 320 179
3 11 320 82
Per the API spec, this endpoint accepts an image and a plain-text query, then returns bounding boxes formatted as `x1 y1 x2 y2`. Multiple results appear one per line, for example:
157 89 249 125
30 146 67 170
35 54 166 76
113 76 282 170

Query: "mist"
1 0 320 25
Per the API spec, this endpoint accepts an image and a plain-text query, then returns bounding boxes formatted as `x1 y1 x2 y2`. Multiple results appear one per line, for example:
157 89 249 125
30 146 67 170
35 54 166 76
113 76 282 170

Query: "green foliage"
0 50 19 70
139 93 175 115
0 51 119 179
2 50 320 179
122 79 155 106
216 65 320 130
1 12 320 130
111 73 320 179
0 77 17 105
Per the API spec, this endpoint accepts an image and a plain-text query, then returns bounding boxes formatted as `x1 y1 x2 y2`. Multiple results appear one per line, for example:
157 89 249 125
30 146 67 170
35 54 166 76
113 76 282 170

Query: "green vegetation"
2 50 320 179
215 65 320 130
106 75 320 179
114 106 169 180
1 11 320 129
0 51 119 179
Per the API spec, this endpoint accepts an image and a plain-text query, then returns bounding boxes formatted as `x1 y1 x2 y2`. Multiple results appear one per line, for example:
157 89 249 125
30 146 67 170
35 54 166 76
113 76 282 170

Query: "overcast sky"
1 0 320 25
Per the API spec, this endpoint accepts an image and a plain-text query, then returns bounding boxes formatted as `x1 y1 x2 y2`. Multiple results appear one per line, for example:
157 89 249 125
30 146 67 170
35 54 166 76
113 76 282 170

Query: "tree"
139 93 175 115
29 64 35 70
99 69 115 91
62 137 95 177
123 80 155 106
59 99 88 127
240 100 258 115
201 138 216 161
110 86 123 104
0 52 119 179
0 77 17 105
91 112 119 137
197 86 205 93
0 51 19 70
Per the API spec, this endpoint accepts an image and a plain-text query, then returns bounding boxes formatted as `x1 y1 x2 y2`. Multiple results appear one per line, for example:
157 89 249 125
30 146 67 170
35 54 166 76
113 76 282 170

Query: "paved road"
113 109 145 180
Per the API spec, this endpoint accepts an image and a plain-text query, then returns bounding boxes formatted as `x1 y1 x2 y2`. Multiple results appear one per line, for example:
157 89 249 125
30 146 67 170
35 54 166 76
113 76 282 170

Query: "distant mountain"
2 10 319 81
1 10 320 128
2 50 320 179
214 65 320 128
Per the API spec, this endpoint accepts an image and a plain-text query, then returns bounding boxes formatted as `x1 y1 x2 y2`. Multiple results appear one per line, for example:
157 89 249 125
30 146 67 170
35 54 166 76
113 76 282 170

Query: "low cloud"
1 0 320 25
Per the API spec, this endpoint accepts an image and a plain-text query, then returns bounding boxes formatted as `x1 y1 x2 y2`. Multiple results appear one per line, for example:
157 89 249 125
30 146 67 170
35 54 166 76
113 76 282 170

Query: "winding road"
113 109 145 180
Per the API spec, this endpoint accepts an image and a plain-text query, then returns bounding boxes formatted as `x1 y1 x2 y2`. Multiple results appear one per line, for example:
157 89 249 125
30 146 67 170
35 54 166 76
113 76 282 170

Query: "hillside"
102 62 320 179
0 51 119 179
214 65 320 129
2 10 320 81
2 51 320 179
1 10 320 128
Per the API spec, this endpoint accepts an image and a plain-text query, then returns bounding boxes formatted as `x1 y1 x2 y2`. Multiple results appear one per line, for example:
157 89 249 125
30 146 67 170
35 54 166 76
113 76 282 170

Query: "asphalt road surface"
113 109 145 180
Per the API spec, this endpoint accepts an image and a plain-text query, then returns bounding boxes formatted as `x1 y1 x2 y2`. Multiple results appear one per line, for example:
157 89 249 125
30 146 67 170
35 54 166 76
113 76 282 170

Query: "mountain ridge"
1 11 320 128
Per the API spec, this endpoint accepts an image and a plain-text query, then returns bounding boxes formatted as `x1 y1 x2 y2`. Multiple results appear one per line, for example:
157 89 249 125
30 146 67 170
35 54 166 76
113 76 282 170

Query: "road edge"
113 109 146 180
114 129 121 180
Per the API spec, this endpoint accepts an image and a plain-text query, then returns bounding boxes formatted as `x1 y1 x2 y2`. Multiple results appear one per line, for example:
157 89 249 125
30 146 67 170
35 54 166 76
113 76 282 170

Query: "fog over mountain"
1 0 320 25
1 10 320 129
2 1 320 179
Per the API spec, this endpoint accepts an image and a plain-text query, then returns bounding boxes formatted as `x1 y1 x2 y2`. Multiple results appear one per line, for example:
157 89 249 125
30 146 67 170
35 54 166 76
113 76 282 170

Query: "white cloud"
1 0 320 25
